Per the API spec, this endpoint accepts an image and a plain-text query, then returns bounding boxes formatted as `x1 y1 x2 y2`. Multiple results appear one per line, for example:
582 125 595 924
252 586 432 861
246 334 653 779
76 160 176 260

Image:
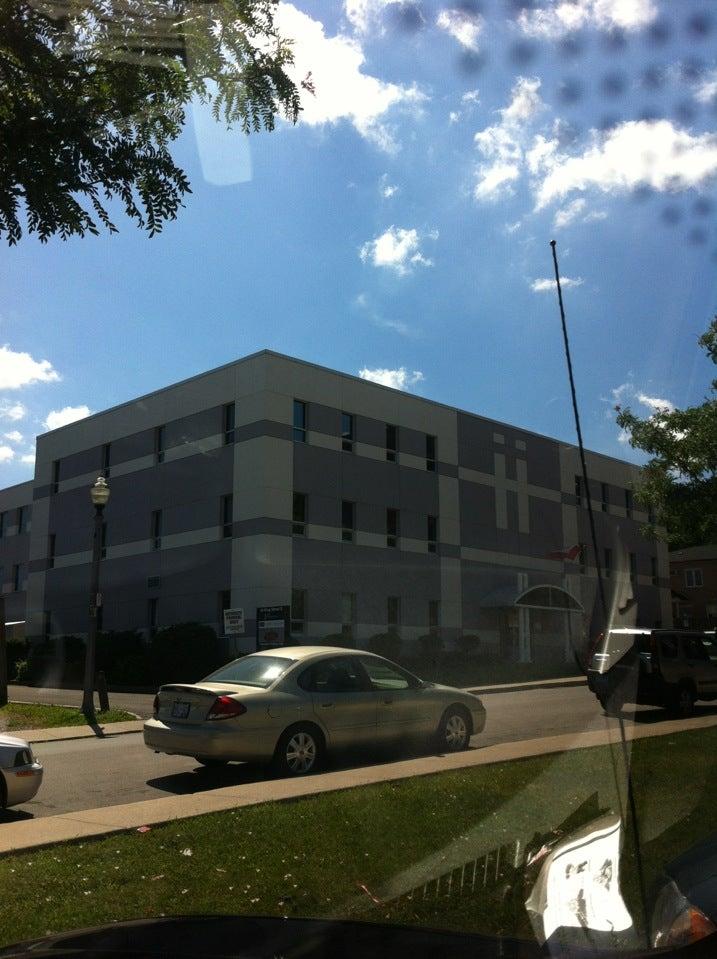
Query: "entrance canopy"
480 584 583 613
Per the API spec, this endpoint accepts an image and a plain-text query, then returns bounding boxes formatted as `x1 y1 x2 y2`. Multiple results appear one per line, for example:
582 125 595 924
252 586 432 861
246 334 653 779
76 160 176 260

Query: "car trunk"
157 683 265 725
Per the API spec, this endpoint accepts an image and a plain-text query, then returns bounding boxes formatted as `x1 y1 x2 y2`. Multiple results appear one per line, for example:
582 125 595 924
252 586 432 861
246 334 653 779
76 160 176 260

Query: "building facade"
670 545 717 628
0 351 672 661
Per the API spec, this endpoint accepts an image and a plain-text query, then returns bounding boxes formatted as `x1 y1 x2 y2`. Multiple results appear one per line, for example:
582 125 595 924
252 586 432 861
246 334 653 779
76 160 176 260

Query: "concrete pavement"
13 720 144 744
1 708 716 855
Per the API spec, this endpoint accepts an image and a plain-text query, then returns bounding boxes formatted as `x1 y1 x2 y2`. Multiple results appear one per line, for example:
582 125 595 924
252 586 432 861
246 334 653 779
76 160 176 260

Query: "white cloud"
20 449 35 466
517 0 658 39
358 367 425 390
532 120 717 210
693 68 717 104
449 111 461 124
43 405 92 431
504 220 522 234
353 293 415 337
531 276 584 291
344 0 402 34
359 225 437 275
584 210 608 222
380 175 398 197
279 3 426 152
3 430 23 444
636 392 675 414
0 345 59 390
553 197 586 228
462 89 481 105
473 77 545 200
436 8 483 51
0 445 14 463
609 382 677 445
0 401 26 422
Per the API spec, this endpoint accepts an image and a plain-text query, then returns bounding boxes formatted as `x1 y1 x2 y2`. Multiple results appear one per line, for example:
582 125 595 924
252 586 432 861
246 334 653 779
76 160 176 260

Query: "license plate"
171 701 191 719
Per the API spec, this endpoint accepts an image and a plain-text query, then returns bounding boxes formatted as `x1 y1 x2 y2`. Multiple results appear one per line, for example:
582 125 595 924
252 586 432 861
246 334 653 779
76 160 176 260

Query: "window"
155 425 165 464
12 563 27 592
206 656 296 688
102 442 111 478
101 521 107 559
17 505 29 534
386 423 397 462
387 595 401 633
42 610 52 641
51 459 60 494
342 500 355 542
341 412 354 452
219 590 231 626
148 598 158 637
386 507 399 547
629 552 637 583
660 635 679 660
575 474 583 506
292 492 307 535
428 600 440 634
427 514 438 553
151 509 162 550
221 494 233 538
651 556 658 586
0 511 5 538
685 568 703 589
426 434 436 471
625 488 633 518
685 635 710 662
341 592 356 640
360 656 415 691
299 657 366 694
48 533 56 569
291 588 306 634
601 482 609 512
578 544 586 574
223 402 235 445
293 399 307 442
603 548 612 578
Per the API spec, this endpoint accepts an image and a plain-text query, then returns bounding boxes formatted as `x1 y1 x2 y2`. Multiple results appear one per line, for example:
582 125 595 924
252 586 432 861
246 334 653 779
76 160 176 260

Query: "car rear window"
203 656 296 688
660 636 679 660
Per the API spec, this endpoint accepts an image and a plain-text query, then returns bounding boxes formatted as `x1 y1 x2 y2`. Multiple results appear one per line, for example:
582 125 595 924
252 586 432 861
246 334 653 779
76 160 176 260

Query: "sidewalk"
2 710 715 857
8 720 145 745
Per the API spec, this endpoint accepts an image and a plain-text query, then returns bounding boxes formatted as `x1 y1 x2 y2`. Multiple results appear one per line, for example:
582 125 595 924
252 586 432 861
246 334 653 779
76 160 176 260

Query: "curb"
9 721 145 745
467 676 587 695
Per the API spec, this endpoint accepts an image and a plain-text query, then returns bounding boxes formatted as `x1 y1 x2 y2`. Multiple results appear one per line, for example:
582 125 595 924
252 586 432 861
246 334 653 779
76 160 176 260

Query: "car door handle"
320 702 334 708
383 698 394 705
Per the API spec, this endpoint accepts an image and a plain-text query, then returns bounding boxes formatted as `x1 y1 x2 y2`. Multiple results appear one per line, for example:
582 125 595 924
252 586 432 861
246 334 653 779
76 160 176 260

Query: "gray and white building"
0 351 672 661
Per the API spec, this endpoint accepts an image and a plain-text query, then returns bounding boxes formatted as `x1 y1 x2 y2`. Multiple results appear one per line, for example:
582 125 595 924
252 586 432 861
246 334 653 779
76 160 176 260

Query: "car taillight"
152 694 159 718
206 696 247 721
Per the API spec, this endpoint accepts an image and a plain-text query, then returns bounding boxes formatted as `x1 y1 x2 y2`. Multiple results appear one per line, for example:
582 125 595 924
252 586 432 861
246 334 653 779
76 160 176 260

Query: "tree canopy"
616 318 717 549
0 0 305 243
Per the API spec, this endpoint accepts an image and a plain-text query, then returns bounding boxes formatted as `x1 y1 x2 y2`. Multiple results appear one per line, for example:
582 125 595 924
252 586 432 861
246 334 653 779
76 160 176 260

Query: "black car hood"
0 915 716 959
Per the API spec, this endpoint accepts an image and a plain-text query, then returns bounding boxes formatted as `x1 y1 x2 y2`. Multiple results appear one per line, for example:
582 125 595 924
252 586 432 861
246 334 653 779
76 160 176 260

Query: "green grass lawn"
1 725 716 947
0 702 137 732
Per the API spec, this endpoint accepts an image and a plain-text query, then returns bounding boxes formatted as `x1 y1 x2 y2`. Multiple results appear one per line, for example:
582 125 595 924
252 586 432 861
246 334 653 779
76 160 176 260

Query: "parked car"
0 735 43 810
652 834 717 949
586 628 717 717
144 646 486 776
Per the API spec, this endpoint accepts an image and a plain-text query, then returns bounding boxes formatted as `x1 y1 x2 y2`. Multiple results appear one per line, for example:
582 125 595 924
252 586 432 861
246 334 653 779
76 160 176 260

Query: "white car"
0 735 43 810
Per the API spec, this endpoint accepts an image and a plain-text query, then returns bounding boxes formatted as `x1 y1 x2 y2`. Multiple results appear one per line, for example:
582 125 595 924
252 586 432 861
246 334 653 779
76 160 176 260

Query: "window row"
573 475 651 520
49 404 237 492
0 506 31 537
599 548 658 585
294 399 437 470
293 493 438 550
290 588 440 637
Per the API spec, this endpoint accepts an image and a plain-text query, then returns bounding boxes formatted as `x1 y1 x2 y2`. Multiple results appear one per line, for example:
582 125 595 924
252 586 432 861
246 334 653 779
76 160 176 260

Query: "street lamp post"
81 476 110 720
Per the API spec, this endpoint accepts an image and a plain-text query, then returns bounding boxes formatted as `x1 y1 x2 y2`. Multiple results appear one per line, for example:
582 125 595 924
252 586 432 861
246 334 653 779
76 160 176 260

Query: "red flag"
545 543 582 561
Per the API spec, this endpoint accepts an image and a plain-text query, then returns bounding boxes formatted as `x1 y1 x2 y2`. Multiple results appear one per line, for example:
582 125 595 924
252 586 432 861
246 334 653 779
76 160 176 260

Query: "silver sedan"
144 646 486 776
0 735 43 809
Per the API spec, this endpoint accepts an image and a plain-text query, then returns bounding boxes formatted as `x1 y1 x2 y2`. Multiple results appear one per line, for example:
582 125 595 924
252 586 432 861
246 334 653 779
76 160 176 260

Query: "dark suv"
587 628 717 717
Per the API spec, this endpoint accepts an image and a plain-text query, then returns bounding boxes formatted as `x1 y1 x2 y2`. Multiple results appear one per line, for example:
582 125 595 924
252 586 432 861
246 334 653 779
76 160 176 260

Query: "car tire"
600 690 624 717
272 724 324 777
436 706 472 753
194 757 229 768
667 684 696 719
0 774 6 810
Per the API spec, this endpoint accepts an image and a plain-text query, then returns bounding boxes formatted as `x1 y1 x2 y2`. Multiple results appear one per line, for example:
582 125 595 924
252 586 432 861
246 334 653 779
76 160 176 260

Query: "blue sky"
1 0 716 484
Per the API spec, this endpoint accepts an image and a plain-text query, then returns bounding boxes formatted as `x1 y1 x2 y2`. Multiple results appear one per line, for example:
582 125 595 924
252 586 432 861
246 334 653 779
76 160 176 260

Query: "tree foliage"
0 0 304 243
615 318 717 548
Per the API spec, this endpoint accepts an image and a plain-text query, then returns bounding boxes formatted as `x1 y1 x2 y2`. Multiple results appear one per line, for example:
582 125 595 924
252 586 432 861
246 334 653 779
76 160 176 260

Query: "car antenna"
549 239 650 944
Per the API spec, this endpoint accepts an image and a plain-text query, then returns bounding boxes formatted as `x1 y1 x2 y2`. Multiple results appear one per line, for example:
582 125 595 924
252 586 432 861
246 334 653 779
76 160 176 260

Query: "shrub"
455 633 481 657
13 659 29 684
367 632 402 661
319 633 354 649
417 632 444 659
5 637 28 682
148 622 223 685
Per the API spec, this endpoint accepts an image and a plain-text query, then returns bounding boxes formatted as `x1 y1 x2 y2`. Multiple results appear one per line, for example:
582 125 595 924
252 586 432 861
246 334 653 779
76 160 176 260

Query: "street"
6 684 714 821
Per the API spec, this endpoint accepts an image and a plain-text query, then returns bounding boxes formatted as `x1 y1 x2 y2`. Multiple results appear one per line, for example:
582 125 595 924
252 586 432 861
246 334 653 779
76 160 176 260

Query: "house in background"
670 545 717 629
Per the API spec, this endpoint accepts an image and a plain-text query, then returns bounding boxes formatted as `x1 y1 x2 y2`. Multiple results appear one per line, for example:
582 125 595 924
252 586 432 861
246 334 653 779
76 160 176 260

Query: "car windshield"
1 0 716 956
204 656 296 688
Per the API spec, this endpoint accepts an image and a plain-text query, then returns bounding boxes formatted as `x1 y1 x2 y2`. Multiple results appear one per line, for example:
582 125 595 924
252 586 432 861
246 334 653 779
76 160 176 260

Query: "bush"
13 659 29 684
5 637 28 682
367 632 402 661
319 633 355 649
417 632 444 659
455 633 482 657
148 622 223 685
96 630 145 680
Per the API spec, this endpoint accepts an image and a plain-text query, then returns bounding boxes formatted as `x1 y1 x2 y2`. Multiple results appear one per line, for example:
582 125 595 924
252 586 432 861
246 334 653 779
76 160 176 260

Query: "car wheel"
273 725 324 777
668 684 696 719
600 690 624 717
0 774 6 810
437 707 471 753
194 757 229 768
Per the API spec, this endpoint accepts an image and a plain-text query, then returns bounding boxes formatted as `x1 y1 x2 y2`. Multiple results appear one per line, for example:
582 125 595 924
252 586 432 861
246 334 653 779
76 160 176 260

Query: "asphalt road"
5 684 712 822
